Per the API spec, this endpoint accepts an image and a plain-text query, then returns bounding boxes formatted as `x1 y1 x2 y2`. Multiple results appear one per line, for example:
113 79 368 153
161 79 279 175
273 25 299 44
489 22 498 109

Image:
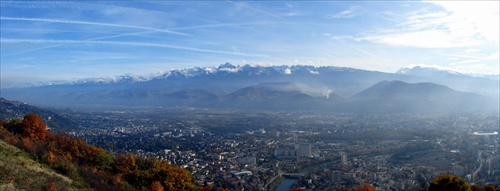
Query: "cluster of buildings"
275 143 312 159
299 154 438 190
57 109 499 190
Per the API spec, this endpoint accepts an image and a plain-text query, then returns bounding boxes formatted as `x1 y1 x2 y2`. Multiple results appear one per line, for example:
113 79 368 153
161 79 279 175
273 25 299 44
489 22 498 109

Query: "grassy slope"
0 140 89 191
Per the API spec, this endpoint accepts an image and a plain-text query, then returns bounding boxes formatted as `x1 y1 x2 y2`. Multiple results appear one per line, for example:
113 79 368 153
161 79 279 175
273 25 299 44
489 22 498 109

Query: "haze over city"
1 1 499 88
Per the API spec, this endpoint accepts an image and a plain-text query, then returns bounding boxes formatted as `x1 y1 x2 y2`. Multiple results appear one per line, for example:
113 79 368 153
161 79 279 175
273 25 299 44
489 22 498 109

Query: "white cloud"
282 11 306 17
465 48 481 53
382 11 395 16
327 6 361 19
361 1 499 48
361 29 480 48
441 51 499 60
429 1 499 43
448 59 481 66
452 64 493 75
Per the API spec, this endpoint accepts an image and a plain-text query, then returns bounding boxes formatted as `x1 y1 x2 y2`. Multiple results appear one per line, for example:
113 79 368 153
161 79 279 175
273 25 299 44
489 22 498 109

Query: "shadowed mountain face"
0 98 73 132
341 81 497 113
1 65 498 113
396 66 499 97
220 82 344 110
350 80 456 101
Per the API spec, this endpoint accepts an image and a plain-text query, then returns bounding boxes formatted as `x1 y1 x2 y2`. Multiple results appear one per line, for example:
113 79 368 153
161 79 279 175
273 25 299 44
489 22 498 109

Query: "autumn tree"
21 113 47 141
429 174 471 191
353 184 377 191
150 181 164 191
114 153 140 183
162 165 197 191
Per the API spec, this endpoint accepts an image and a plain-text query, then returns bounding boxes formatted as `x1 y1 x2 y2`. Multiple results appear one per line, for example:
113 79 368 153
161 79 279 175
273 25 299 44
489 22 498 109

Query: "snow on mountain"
309 70 320 75
396 66 461 78
10 64 497 90
114 74 149 83
69 73 149 85
395 66 500 80
54 63 359 86
3 63 498 112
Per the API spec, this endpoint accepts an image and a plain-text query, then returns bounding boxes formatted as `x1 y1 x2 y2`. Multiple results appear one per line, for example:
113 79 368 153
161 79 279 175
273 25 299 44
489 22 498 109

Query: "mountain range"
1 64 498 113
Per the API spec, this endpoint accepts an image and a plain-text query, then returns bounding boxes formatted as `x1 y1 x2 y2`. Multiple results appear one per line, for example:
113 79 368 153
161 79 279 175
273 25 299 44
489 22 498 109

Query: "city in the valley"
47 108 499 190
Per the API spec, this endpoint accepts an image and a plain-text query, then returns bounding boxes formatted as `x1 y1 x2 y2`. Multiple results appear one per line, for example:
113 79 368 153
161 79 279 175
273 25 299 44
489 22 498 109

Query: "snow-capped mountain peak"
396 66 460 78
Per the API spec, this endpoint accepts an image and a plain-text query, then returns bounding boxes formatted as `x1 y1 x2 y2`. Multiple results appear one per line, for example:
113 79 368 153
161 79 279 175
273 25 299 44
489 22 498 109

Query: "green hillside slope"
0 140 88 191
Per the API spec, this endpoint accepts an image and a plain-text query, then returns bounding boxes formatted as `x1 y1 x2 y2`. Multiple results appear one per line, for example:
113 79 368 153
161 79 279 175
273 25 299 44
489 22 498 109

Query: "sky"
1 1 499 88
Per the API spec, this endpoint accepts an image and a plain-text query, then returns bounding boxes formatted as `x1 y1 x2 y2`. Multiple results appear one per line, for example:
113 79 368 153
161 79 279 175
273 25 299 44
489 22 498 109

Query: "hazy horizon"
1 1 499 88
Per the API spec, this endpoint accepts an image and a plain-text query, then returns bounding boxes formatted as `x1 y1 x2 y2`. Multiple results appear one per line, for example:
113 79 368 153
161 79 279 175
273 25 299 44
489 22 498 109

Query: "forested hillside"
0 113 199 191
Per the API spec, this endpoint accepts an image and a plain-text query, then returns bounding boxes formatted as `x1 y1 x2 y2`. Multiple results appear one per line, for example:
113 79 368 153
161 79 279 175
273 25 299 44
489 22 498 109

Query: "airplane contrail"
172 22 276 30
1 38 269 58
225 1 284 20
0 17 189 36
0 31 155 57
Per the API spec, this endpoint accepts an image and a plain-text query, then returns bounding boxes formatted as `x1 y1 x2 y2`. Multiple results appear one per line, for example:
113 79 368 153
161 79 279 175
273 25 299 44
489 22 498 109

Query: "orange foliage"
114 153 139 182
21 113 47 141
150 181 164 191
47 151 55 163
353 184 376 191
162 165 197 191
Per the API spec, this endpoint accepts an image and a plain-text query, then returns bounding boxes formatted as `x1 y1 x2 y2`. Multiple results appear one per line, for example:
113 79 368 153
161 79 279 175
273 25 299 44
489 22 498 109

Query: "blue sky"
1 1 499 88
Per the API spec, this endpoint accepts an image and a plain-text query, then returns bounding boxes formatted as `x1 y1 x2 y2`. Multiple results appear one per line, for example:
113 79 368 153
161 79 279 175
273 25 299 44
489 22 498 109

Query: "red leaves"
21 113 47 141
